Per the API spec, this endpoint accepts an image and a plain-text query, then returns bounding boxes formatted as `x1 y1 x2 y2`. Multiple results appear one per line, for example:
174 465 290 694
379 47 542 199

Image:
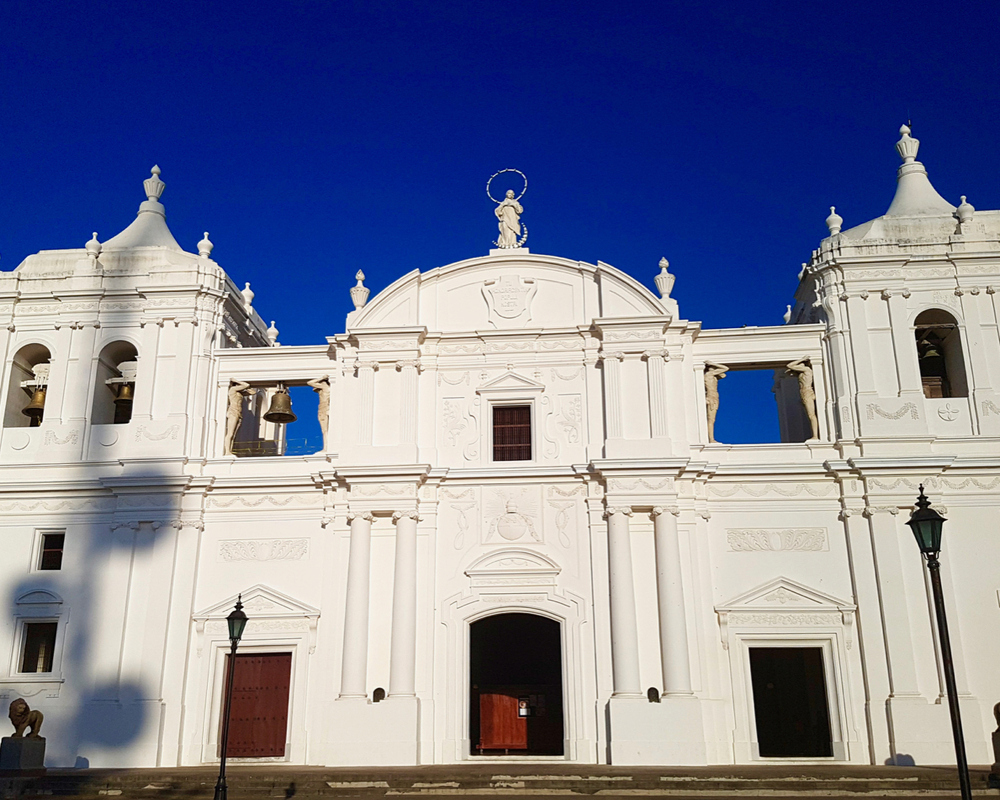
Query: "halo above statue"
488 169 529 249
486 168 528 204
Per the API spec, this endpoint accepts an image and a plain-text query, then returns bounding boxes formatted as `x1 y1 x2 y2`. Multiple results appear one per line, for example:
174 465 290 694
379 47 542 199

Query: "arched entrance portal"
470 613 564 755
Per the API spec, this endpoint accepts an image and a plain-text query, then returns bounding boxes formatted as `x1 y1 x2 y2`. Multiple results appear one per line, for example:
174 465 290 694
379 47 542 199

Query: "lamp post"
905 486 972 800
214 595 248 800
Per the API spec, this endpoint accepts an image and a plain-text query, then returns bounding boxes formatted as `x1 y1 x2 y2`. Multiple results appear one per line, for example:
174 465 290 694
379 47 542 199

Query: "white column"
600 351 624 439
643 349 670 439
605 506 642 697
356 361 378 445
389 510 419 697
395 360 420 444
339 510 374 699
652 506 693 695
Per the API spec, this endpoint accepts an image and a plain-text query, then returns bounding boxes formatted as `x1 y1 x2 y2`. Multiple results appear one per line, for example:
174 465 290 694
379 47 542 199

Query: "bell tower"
0 167 270 465
790 125 1000 448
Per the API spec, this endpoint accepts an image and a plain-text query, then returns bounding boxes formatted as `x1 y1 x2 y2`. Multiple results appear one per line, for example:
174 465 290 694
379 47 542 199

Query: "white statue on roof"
487 169 528 248
495 190 523 248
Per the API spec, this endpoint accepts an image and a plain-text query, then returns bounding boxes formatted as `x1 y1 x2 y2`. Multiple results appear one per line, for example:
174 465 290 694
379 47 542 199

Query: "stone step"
0 765 994 798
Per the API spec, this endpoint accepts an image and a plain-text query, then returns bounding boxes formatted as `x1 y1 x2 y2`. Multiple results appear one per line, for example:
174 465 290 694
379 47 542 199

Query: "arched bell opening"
914 309 967 399
469 612 564 756
92 341 139 425
4 344 52 428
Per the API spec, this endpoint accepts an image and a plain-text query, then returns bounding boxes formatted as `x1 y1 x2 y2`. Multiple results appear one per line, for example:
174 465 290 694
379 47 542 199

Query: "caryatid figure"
704 361 729 443
786 357 819 439
307 375 331 452
224 380 253 456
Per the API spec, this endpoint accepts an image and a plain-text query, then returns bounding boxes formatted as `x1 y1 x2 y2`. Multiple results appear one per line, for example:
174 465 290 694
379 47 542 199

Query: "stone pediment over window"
14 590 63 617
465 549 560 589
15 590 62 606
476 371 545 395
715 577 856 650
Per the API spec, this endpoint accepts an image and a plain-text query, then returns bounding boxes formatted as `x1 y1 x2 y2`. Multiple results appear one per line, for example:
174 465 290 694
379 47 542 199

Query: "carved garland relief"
219 539 309 562
727 529 828 552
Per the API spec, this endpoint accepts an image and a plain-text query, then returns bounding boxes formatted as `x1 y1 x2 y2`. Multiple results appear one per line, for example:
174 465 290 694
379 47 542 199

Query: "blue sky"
3 0 998 445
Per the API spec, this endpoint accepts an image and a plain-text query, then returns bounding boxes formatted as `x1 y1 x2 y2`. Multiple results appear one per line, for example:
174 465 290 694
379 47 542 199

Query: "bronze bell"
263 387 296 424
114 382 135 406
113 382 135 425
22 387 46 425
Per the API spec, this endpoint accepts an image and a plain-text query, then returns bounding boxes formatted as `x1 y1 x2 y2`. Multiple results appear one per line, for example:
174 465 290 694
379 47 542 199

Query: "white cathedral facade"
1 128 998 769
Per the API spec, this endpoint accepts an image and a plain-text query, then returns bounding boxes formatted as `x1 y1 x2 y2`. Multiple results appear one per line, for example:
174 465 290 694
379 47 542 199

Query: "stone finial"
825 206 843 235
198 232 214 259
654 257 675 300
267 320 279 346
350 270 370 310
783 304 792 324
895 124 920 164
957 196 975 226
85 232 102 262
143 165 166 202
241 282 254 307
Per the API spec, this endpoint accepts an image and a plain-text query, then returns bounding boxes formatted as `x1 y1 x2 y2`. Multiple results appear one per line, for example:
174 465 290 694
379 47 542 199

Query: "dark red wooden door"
223 653 291 757
479 692 527 750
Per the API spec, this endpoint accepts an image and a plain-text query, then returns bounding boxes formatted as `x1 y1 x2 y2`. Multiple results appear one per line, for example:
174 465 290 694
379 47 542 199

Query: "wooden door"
223 653 292 757
479 692 527 750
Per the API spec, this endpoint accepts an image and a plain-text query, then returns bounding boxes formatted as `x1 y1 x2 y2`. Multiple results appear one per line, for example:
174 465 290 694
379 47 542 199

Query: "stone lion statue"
8 698 43 738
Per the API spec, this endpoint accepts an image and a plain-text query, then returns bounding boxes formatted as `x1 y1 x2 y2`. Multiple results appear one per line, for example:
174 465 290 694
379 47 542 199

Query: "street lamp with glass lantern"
905 486 971 800
214 595 248 800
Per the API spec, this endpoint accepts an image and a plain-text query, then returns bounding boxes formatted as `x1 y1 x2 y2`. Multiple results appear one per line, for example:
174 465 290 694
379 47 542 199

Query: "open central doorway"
749 646 832 757
470 613 563 755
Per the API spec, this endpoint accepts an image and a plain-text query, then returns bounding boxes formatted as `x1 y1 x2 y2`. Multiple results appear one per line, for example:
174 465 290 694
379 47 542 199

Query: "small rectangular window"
39 533 64 571
20 622 57 673
493 405 532 461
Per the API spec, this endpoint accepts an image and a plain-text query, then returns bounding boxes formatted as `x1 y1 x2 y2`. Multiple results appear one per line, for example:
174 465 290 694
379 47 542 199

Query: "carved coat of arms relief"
483 275 537 328
483 487 543 544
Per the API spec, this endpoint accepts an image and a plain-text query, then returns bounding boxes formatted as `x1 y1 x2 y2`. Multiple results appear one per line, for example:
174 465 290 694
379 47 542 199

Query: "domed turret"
101 166 182 251
884 125 955 217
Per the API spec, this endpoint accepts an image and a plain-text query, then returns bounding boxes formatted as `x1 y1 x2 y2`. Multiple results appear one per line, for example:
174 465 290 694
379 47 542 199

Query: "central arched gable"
349 253 667 332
